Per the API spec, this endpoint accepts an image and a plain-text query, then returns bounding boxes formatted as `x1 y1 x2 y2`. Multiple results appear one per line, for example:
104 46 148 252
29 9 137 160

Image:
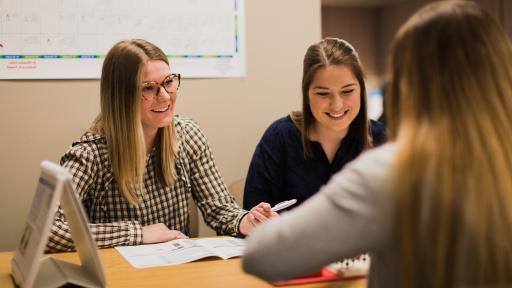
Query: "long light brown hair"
90 39 177 205
292 37 371 157
388 1 512 287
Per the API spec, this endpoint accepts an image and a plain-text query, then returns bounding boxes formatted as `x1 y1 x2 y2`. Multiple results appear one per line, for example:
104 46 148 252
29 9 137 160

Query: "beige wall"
0 0 322 251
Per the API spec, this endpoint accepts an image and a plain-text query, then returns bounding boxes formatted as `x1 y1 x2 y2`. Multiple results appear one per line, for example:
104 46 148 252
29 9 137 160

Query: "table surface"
0 249 367 287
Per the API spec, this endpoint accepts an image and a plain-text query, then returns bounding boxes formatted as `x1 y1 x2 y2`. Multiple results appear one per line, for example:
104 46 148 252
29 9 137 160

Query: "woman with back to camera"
243 38 386 211
47 39 275 252
243 1 512 287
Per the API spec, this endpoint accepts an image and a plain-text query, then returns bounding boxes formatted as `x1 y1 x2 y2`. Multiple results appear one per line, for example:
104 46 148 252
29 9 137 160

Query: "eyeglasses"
141 73 181 100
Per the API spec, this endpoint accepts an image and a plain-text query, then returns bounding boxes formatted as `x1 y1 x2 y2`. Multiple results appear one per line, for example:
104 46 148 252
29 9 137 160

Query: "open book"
115 236 245 268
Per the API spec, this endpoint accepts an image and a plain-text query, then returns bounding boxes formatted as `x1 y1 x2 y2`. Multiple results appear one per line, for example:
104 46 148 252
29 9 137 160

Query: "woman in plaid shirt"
46 39 275 252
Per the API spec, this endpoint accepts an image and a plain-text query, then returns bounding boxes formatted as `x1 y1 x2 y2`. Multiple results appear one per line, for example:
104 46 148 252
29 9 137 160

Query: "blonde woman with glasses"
47 39 275 252
243 1 512 287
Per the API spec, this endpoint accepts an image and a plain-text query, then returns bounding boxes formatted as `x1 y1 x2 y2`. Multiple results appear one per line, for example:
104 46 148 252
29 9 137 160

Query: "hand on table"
142 223 188 244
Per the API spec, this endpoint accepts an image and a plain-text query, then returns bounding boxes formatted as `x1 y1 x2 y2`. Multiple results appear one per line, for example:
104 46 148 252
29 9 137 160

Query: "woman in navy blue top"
243 38 387 211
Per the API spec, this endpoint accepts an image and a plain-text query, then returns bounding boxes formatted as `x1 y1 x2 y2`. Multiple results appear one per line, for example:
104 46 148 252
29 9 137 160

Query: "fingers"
251 202 272 215
247 213 258 227
247 202 280 226
169 230 189 240
240 203 282 236
253 203 272 217
250 209 270 223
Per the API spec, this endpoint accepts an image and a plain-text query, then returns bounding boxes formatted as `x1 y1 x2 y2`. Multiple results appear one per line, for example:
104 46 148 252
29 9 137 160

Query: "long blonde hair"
90 39 177 205
388 1 512 287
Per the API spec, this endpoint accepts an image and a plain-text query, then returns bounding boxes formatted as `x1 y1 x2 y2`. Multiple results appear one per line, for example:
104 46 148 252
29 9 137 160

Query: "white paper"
115 236 245 268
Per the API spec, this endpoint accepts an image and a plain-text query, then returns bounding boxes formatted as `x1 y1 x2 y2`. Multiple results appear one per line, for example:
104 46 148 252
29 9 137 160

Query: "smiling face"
308 65 361 138
140 60 177 139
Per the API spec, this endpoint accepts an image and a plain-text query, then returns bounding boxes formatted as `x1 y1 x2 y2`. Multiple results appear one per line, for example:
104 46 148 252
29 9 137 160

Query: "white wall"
0 0 322 251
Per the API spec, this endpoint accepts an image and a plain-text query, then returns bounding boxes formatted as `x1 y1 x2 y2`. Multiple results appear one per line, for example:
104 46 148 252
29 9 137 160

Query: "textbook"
271 256 369 286
115 236 245 268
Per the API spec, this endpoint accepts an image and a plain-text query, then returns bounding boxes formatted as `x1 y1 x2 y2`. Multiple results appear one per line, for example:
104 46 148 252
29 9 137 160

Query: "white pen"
271 199 297 212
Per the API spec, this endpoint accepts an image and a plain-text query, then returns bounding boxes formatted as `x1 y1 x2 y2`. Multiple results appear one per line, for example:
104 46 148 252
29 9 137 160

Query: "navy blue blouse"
243 115 387 211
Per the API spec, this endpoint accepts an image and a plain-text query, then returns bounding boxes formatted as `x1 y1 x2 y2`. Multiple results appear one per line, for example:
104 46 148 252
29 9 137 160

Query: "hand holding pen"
239 199 297 235
271 199 297 212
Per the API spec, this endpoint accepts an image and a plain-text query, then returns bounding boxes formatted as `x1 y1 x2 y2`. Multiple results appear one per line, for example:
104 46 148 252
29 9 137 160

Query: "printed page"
115 239 215 268
194 237 246 259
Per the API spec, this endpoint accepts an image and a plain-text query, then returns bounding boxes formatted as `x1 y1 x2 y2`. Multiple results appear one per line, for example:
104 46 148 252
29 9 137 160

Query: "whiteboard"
0 0 245 79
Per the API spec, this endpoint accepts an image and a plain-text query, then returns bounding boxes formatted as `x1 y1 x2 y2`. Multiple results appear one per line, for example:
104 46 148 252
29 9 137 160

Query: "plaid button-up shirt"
47 117 247 252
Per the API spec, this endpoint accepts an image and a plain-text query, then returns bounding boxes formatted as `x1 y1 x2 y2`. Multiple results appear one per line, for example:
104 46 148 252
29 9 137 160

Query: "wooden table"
0 249 367 287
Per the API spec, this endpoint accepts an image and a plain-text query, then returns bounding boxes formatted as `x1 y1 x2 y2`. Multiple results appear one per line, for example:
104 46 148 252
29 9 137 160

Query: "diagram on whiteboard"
0 0 245 79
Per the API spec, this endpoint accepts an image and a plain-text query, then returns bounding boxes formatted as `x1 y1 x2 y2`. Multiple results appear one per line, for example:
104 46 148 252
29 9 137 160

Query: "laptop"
11 160 106 288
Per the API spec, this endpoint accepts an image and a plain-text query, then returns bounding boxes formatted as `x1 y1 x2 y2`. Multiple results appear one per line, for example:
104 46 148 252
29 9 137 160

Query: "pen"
271 199 297 212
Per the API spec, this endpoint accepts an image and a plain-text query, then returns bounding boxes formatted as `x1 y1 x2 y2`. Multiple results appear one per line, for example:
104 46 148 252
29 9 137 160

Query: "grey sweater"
243 143 398 288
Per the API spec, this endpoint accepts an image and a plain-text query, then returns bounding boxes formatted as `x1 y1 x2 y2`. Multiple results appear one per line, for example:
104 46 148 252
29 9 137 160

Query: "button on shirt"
243 115 387 210
47 117 246 252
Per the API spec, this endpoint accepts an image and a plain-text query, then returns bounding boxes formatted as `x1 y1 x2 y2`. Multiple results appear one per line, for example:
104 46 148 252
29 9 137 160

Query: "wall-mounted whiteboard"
0 0 245 79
